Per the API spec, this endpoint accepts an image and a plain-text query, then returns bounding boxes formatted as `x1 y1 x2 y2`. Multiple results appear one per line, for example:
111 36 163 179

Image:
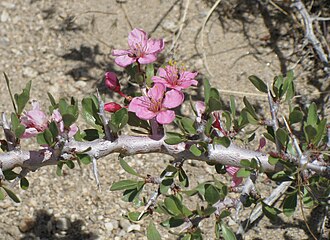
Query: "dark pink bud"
104 102 122 113
105 72 120 93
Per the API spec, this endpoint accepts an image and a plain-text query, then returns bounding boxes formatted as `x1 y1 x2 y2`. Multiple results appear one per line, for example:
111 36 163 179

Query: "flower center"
148 98 163 112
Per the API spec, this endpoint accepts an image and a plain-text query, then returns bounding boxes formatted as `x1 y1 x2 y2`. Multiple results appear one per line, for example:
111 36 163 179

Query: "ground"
0 0 329 239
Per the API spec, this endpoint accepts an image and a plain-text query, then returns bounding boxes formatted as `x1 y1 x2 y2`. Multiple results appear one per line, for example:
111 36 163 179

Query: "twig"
267 89 281 153
200 0 222 77
168 0 190 53
96 90 113 141
1 112 16 151
92 156 100 189
292 1 330 72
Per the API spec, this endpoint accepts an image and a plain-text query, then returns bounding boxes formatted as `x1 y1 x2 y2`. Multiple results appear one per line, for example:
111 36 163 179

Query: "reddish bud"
105 72 120 93
104 102 122 113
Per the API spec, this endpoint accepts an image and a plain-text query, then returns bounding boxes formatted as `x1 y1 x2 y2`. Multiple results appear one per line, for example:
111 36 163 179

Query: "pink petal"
163 89 184 109
105 72 120 91
114 55 136 67
21 128 39 138
148 83 165 102
138 54 157 65
179 79 198 89
157 67 167 78
68 124 78 138
112 49 130 56
151 76 167 85
226 166 240 176
128 96 151 113
195 101 206 117
128 28 148 49
156 110 175 124
146 38 164 54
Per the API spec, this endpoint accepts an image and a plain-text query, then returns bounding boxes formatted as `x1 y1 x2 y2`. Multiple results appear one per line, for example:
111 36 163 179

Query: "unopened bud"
104 102 122 113
105 72 121 93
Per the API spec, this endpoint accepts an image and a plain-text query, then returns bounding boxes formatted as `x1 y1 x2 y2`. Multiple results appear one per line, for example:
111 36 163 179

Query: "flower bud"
104 102 122 113
105 72 120 93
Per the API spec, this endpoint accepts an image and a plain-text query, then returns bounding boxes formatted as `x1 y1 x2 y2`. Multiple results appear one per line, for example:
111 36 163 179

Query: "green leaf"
3 170 18 180
236 168 251 178
307 103 318 126
81 97 102 130
240 159 251 168
49 121 59 138
262 202 281 221
3 72 17 114
110 107 128 132
221 221 237 240
243 97 258 120
204 184 220 205
110 180 139 191
76 153 91 165
14 80 32 115
161 217 185 228
189 144 202 157
43 129 54 145
249 75 268 93
122 182 144 202
119 157 140 177
289 110 303 125
165 132 184 145
147 221 161 240
145 64 154 88
204 79 211 104
62 114 76 128
283 191 297 217
268 156 280 165
222 111 232 131
56 162 64 176
20 177 29 190
164 196 183 216
15 124 26 139
127 112 150 130
178 168 189 187
127 211 143 221
65 160 75 169
313 119 327 146
2 186 20 203
214 137 231 148
181 117 197 135
160 178 173 194
208 98 222 112
304 125 317 143
210 88 220 100
276 128 288 148
269 171 293 182
47 92 57 107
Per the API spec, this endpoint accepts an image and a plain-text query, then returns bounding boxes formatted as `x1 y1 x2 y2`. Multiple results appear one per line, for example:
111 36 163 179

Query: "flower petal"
138 54 157 65
114 55 136 67
112 49 130 56
146 39 164 54
148 83 165 102
163 89 184 109
129 97 156 120
156 110 175 124
128 28 148 49
151 76 167 85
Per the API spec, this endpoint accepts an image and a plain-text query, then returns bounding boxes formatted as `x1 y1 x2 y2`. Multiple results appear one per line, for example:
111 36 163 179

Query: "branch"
292 1 330 71
0 135 328 177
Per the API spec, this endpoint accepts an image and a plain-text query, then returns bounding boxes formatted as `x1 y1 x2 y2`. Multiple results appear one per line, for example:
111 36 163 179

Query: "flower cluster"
20 101 78 139
106 28 198 125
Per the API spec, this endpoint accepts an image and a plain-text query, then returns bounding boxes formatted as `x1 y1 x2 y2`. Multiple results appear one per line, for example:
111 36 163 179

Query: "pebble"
127 224 141 232
22 66 38 78
119 218 130 231
104 222 114 232
1 10 9 22
18 217 35 232
1 2 16 9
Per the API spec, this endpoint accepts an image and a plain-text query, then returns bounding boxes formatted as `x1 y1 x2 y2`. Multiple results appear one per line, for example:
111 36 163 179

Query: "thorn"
92 157 100 189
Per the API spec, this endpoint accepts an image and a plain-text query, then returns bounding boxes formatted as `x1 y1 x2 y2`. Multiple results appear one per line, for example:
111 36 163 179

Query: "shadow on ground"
20 210 98 240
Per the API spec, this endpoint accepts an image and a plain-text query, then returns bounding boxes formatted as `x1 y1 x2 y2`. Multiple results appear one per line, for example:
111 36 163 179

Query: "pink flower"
152 65 198 91
51 109 78 138
128 83 183 124
105 72 120 93
226 166 243 187
112 28 164 67
104 102 123 113
20 101 48 138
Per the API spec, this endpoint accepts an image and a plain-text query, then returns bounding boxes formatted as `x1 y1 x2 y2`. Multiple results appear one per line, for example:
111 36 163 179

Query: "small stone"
127 224 141 232
162 19 177 32
1 10 9 22
1 2 16 9
119 219 130 231
56 217 71 231
23 67 38 78
105 222 114 232
19 217 35 232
